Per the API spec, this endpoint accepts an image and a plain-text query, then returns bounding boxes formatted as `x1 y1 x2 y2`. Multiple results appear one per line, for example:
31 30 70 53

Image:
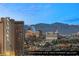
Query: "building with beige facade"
46 31 59 42
0 17 24 56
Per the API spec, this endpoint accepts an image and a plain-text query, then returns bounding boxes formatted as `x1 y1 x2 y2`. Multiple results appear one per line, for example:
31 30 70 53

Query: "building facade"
0 17 24 56
46 31 59 42
15 21 24 56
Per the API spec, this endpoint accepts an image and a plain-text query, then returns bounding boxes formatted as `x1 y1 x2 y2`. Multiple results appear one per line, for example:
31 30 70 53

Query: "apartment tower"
0 17 24 56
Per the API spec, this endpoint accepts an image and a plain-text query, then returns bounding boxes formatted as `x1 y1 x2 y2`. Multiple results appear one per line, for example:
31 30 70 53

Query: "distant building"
46 31 59 42
0 17 24 56
70 32 79 39
25 27 35 38
35 30 45 38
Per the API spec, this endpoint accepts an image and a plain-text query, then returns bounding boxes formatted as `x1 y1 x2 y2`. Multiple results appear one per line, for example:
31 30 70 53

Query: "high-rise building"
0 17 24 56
15 21 24 56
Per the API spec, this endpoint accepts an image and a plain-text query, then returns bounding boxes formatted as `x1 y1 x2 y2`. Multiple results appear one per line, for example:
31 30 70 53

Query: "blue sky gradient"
0 3 79 25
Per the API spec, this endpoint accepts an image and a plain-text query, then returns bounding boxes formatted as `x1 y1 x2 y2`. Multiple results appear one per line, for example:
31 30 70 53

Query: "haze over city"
0 3 79 25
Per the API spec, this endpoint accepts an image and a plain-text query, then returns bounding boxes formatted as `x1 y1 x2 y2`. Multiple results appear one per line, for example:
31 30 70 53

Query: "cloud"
63 18 79 22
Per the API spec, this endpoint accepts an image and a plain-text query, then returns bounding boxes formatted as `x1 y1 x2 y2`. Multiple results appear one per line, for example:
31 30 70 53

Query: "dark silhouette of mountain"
24 22 79 35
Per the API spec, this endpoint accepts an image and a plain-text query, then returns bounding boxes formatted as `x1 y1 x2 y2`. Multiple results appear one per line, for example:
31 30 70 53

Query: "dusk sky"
0 3 79 25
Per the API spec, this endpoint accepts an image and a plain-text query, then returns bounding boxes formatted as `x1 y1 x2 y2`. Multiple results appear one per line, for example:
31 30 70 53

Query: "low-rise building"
46 31 59 42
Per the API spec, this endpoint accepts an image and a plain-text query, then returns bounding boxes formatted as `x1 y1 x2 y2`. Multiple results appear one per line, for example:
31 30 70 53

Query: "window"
6 30 9 34
6 34 9 37
7 22 9 25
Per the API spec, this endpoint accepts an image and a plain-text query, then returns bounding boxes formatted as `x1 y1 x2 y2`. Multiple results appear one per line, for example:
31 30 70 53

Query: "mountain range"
24 22 79 35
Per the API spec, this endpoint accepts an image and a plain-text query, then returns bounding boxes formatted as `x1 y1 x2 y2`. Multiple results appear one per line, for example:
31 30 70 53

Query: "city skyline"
0 3 79 25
